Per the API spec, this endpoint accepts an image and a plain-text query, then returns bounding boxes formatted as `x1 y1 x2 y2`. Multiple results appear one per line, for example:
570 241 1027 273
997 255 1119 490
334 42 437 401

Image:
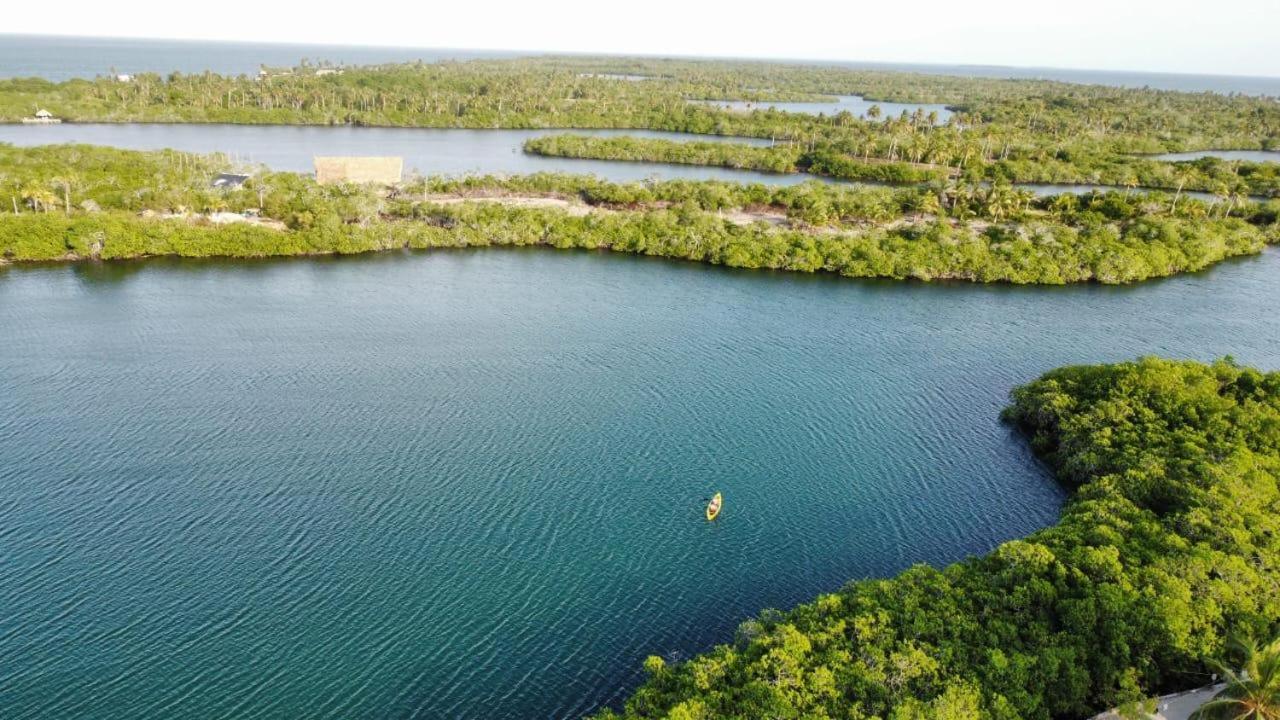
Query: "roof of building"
313 156 403 185
34 109 53 118
211 173 251 189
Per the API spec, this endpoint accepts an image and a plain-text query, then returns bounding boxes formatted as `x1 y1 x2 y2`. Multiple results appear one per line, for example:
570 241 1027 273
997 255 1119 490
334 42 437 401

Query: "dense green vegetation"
1190 636 1280 720
418 173 933 221
524 134 1280 198
524 135 951 184
594 357 1280 720
416 173 1280 227
4 55 1278 197
4 189 1275 285
4 56 1276 151
3 144 1277 285
0 142 232 214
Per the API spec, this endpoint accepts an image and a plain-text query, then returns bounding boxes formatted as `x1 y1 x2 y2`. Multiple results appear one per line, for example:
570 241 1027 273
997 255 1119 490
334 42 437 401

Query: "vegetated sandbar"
2 145 1277 285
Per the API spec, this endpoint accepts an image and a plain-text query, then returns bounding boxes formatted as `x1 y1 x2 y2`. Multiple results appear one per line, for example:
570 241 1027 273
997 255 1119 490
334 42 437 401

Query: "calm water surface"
4 247 1280 719
0 123 1197 197
1149 150 1280 164
0 35 519 81
0 123 814 186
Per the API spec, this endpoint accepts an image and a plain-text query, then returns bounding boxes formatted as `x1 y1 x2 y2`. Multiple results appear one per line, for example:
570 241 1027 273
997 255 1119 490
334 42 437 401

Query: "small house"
116 74 133 83
22 109 62 124
314 156 403 186
211 173 250 189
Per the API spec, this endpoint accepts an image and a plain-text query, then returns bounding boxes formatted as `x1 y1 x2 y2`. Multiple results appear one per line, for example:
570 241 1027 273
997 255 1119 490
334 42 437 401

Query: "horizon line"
4 31 1279 83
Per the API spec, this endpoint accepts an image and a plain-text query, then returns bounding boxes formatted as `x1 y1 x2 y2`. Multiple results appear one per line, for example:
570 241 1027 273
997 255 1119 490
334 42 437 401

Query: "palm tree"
50 174 78 217
1210 182 1232 218
21 182 57 213
1124 174 1140 198
1049 193 1080 221
1190 635 1280 720
0 172 14 214
983 182 1022 222
1171 166 1195 214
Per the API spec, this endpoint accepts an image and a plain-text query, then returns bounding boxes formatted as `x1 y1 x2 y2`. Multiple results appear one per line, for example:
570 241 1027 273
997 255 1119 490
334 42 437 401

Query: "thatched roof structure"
314 156 403 185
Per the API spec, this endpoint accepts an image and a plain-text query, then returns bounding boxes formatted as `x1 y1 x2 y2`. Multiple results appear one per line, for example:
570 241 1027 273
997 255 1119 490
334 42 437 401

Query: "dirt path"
1092 684 1225 720
417 194 984 234
421 193 791 227
421 194 595 216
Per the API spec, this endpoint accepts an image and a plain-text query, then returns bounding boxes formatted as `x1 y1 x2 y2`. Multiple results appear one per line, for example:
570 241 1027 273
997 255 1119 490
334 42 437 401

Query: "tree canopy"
593 358 1280 719
3 56 1277 196
1 144 1277 285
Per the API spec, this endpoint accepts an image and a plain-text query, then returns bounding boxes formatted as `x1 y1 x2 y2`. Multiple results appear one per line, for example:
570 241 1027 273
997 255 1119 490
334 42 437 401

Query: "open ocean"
2 34 1278 94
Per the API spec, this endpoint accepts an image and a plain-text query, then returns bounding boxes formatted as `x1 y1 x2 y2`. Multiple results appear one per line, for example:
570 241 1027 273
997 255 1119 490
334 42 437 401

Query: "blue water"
4 246 1280 719
0 123 1215 198
1149 150 1280 164
0 123 820 186
0 34 518 81
3 34 1278 95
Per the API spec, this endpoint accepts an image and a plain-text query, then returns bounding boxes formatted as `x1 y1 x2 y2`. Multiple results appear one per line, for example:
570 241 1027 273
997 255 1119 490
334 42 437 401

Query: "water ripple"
4 249 1280 718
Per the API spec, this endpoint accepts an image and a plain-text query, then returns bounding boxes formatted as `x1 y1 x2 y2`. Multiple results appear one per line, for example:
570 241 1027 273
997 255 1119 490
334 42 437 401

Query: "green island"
522 134 953 184
3 56 1279 197
2 144 1277 284
597 357 1280 719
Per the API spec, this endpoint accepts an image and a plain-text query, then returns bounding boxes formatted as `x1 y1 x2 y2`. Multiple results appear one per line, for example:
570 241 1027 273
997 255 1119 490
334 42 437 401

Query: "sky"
6 0 1278 78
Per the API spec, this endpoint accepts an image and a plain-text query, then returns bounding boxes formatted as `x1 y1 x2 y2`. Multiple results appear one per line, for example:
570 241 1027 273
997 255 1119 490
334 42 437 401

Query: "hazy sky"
7 0 1278 77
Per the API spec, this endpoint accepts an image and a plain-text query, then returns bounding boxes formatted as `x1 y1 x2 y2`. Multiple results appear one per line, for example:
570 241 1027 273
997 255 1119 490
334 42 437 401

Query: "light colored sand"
421 194 594 216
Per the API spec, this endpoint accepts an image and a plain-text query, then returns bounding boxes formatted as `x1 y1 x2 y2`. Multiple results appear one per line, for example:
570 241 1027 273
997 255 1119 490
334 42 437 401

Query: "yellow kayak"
706 492 722 521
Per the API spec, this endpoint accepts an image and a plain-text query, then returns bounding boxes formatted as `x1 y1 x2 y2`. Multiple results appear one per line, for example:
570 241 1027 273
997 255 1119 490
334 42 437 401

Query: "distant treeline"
2 55 1278 197
523 134 1280 197
522 135 952 184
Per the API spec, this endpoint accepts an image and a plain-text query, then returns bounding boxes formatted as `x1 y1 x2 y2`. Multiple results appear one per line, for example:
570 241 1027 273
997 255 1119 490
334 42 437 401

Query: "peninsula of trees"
595 357 1280 719
2 145 1277 284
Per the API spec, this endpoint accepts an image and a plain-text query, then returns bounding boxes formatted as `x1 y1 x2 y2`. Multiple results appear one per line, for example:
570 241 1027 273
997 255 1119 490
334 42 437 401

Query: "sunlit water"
0 123 1217 198
4 247 1280 719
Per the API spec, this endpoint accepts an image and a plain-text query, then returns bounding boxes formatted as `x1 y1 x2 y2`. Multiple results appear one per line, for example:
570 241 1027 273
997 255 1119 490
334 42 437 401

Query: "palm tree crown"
1190 635 1280 720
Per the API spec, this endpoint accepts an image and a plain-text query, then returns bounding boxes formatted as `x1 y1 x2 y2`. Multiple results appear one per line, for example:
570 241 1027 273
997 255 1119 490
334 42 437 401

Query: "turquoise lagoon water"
5 247 1280 718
